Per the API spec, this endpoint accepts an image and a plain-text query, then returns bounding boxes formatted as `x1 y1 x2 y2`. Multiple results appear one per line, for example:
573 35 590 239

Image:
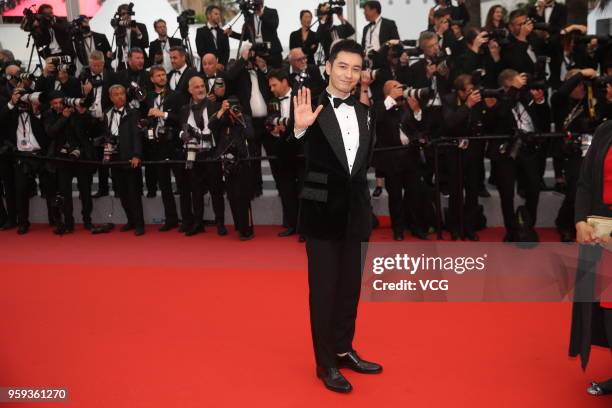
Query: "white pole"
65 0 81 21
347 0 358 39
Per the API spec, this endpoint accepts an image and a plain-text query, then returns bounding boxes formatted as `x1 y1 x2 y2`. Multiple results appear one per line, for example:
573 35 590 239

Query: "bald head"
188 76 206 102
289 48 307 72
202 53 218 76
5 64 21 78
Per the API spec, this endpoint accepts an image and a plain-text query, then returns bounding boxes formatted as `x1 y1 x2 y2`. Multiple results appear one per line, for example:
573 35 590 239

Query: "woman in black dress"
289 10 319 66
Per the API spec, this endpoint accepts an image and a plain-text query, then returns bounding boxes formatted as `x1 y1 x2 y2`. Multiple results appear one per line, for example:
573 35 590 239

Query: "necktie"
332 94 356 109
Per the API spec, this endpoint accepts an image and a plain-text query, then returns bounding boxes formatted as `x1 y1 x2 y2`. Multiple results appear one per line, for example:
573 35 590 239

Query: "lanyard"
19 112 30 146
368 19 381 46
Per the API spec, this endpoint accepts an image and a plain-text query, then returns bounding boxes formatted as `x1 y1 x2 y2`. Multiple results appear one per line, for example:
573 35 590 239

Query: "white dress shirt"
158 37 172 72
187 105 214 148
107 107 126 137
249 70 268 118
512 102 536 133
89 72 104 119
365 16 383 53
16 111 41 152
170 64 188 91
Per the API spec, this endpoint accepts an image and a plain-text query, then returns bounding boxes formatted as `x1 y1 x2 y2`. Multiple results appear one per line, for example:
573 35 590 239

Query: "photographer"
177 76 225 236
501 9 548 76
485 69 551 242
195 5 231 69
143 65 182 232
149 19 182 72
361 1 400 54
201 54 227 101
315 2 355 62
373 80 430 241
428 0 470 31
367 41 411 102
112 3 149 72
103 84 144 236
284 48 325 99
429 8 458 54
552 68 603 242
225 44 272 196
36 61 82 98
209 95 255 241
22 4 73 60
442 74 486 241
44 91 95 234
115 47 150 111
226 0 283 68
70 16 112 74
452 28 502 87
1 64 26 100
167 46 198 100
289 10 319 66
5 89 56 235
0 93 17 230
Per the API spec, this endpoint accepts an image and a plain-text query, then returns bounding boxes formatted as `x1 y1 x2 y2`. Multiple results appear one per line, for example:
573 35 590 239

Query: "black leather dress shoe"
134 227 145 236
185 224 204 236
464 232 480 241
239 231 254 241
1 221 17 230
159 222 178 232
337 351 382 374
178 224 188 233
120 223 134 232
278 227 296 237
217 224 228 236
316 366 352 393
17 224 29 235
412 230 429 240
587 380 612 396
393 231 404 241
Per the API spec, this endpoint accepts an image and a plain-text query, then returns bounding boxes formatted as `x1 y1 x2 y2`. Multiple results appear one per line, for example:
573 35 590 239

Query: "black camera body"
265 113 288 132
177 9 196 39
250 42 271 60
316 0 346 17
127 81 147 103
110 2 136 40
237 0 263 15
21 6 53 33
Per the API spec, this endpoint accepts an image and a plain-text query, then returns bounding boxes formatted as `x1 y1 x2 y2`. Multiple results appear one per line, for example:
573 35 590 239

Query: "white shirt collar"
207 22 218 30
177 64 187 74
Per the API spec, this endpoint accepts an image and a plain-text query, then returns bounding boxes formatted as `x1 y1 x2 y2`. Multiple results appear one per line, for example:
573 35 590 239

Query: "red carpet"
0 225 610 407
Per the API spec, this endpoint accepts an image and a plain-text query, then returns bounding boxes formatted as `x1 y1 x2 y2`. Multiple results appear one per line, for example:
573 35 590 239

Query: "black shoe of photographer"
134 227 145 236
159 222 178 232
393 230 404 241
337 351 383 374
239 231 254 241
587 379 612 396
278 227 296 237
464 232 479 242
316 366 352 393
120 223 134 232
217 224 228 236
1 221 16 230
17 224 29 235
185 223 204 237
92 190 108 199
178 224 188 233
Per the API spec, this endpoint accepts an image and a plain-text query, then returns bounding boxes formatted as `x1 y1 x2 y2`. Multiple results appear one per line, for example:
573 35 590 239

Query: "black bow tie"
278 96 290 101
113 109 124 115
331 94 356 109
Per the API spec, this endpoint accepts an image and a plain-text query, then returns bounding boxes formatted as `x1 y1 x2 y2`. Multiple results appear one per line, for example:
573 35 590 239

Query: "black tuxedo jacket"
317 22 355 60
289 29 319 65
80 68 114 113
230 7 283 57
104 108 142 160
282 63 326 99
148 37 182 67
361 18 400 49
6 108 49 152
73 32 111 66
407 58 451 98
35 76 83 98
501 34 547 75
35 20 74 58
115 23 150 67
225 58 270 117
297 95 376 241
196 26 230 67
168 66 199 99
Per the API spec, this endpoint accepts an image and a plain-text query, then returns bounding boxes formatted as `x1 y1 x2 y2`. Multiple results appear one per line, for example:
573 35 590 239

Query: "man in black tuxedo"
35 62 82 98
114 3 149 71
104 84 145 236
316 6 355 61
226 0 283 68
361 1 400 55
30 4 74 59
501 9 547 76
80 51 115 198
144 65 182 232
292 40 382 393
71 16 112 73
149 19 182 71
167 46 198 101
0 93 17 230
196 5 231 69
200 53 227 99
284 48 326 99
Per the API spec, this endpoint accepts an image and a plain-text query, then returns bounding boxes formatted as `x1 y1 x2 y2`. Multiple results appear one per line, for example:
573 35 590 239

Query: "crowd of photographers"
0 0 610 242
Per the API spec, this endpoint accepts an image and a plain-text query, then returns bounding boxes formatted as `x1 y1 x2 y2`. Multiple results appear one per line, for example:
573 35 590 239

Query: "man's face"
422 38 440 58
170 51 186 70
40 7 53 17
509 15 528 37
208 9 221 25
110 87 126 107
325 51 362 95
155 21 167 37
290 51 307 72
202 55 218 76
458 81 474 102
50 98 64 113
363 6 378 22
90 58 104 75
151 70 167 88
434 15 450 31
58 69 69 83
269 77 289 98
128 52 145 71
189 78 206 101
119 8 132 21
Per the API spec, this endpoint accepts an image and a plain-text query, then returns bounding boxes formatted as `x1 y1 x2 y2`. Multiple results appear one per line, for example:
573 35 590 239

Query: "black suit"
361 17 400 50
501 34 547 75
105 107 144 229
168 66 198 101
115 23 150 70
148 37 182 67
0 97 16 226
289 29 319 65
196 25 230 67
317 21 355 61
230 7 283 67
34 20 74 58
73 32 112 68
282 63 326 100
298 95 376 369
35 76 83 98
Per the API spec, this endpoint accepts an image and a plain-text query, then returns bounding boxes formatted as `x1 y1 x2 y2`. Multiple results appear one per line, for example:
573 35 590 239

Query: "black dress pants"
225 164 253 236
0 158 16 225
111 165 144 228
447 145 481 235
57 166 93 227
14 159 57 227
156 163 179 225
555 154 582 233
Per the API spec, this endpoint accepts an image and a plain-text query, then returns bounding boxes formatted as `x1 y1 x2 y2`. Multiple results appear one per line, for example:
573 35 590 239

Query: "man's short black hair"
206 5 221 15
169 46 187 56
328 39 365 65
433 8 451 19
267 68 290 84
38 4 53 13
364 1 381 14
300 9 312 19
128 47 144 58
508 9 528 22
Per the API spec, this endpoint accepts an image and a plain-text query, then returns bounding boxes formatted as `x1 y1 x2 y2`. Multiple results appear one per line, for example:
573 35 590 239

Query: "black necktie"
332 94 356 109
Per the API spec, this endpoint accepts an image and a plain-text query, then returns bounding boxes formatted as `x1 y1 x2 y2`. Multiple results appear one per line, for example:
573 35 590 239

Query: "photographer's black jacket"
145 89 183 158
80 68 114 113
452 48 502 88
280 62 326 99
297 94 376 241
442 93 486 157
551 72 600 134
104 107 142 160
43 108 96 161
225 58 271 117
115 22 150 66
208 111 255 160
360 18 400 49
196 26 230 67
4 107 49 152
73 32 112 67
501 33 548 75
407 58 452 98
35 76 82 98
177 99 221 156
148 36 182 67
317 21 355 60
230 7 283 62
34 19 74 58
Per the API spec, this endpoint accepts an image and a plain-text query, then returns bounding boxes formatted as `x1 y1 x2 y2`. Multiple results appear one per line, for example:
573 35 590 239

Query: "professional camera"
69 15 90 39
485 28 509 44
58 143 81 160
93 132 117 163
177 9 195 39
265 113 288 132
20 6 53 33
63 97 88 109
528 19 554 33
14 89 45 110
450 19 464 27
471 69 506 99
563 132 593 157
294 71 309 89
181 124 214 169
250 42 271 59
429 47 452 65
237 0 263 15
316 0 346 17
110 2 136 40
401 85 433 104
127 81 147 102
211 77 226 93
48 55 73 66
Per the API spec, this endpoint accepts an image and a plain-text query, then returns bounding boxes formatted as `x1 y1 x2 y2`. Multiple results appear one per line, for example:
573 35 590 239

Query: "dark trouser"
248 117 267 194
306 238 367 368
555 154 582 233
0 158 17 225
204 161 225 224
95 146 110 194
157 163 179 225
112 166 144 228
447 146 481 235
144 140 158 195
57 166 93 227
14 159 57 227
386 166 426 234
493 153 541 232
225 164 253 236
276 157 304 230
176 164 206 229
